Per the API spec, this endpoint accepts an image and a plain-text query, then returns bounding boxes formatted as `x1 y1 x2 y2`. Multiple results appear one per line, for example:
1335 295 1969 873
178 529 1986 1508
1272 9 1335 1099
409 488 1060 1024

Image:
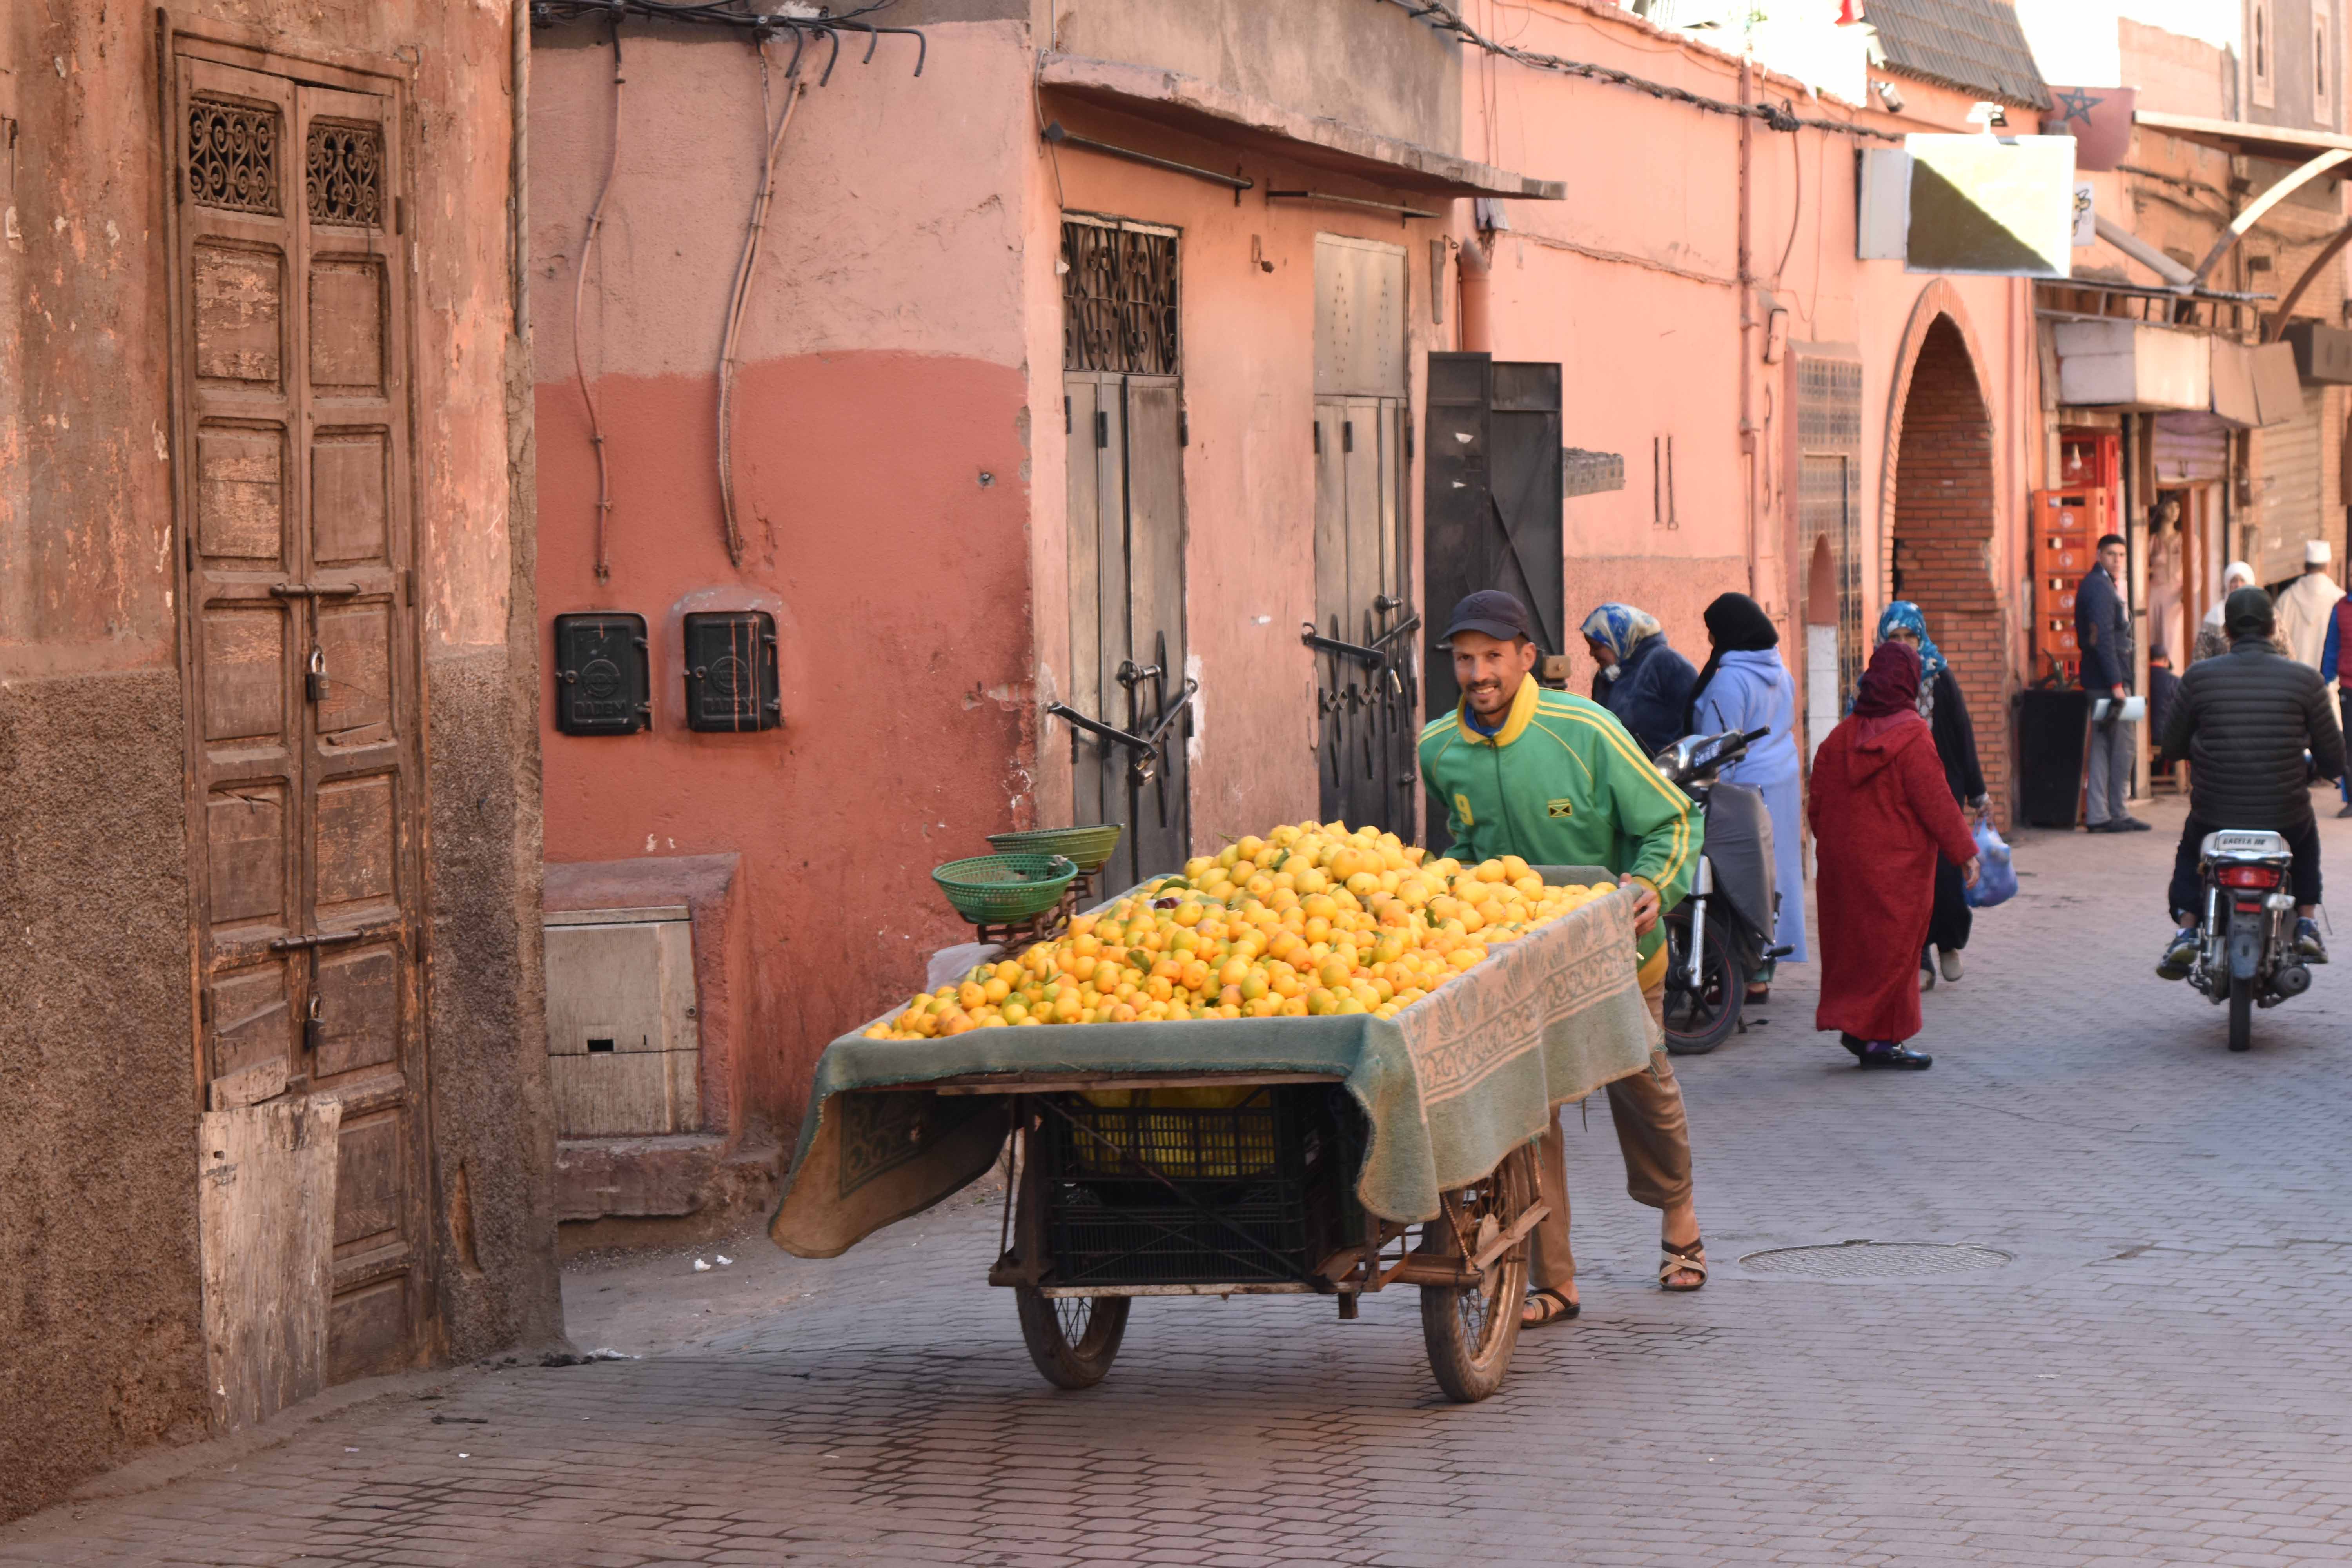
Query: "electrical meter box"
682 610 782 732
552 612 651 735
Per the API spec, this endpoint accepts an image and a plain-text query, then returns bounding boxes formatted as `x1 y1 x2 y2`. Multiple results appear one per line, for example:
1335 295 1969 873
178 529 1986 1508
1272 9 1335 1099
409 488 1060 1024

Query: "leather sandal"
1659 1237 1707 1292
1521 1287 1580 1327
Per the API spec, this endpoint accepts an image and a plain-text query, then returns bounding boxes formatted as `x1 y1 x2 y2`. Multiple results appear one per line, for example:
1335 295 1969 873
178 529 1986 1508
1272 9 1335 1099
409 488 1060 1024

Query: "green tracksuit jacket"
1417 675 1701 979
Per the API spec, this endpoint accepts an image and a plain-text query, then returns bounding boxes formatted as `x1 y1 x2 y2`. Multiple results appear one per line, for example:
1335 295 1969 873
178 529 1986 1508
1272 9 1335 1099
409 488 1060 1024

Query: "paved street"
10 794 2352 1567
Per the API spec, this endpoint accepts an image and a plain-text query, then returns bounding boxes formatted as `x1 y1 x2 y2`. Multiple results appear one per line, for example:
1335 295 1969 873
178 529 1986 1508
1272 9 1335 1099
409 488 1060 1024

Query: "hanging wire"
716 36 809 567
570 16 626 582
531 0 926 78
1371 0 1904 143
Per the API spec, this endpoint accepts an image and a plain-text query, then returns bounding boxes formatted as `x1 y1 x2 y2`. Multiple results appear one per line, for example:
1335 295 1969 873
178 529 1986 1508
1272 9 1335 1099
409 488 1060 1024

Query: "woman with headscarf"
1874 603 1987 988
1579 602 1697 757
1684 592 1805 995
1808 642 1981 1070
2193 562 2269 664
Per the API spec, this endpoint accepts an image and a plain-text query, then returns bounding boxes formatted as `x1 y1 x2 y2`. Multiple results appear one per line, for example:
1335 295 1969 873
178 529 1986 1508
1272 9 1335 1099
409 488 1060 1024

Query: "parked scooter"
2184 828 2312 1052
1650 727 1792 1054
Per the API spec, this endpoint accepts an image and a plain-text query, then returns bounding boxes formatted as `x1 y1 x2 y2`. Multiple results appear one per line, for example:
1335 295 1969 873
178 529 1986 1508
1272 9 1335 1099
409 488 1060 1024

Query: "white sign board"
1856 136 2080 277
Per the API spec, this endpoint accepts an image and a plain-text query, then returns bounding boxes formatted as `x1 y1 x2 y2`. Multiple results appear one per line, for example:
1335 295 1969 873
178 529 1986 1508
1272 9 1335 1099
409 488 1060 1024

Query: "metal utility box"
682 610 781 732
544 906 701 1136
552 612 652 736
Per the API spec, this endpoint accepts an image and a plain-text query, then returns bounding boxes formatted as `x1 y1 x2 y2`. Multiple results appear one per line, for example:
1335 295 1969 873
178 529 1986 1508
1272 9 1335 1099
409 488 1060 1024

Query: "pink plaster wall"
531 24 1045 1122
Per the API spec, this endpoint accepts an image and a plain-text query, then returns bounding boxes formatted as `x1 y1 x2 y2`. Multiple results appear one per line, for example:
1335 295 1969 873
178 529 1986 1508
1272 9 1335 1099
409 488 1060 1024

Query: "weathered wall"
1047 0 1463 154
0 0 555 1523
530 22 1042 1122
1033 97 1452 848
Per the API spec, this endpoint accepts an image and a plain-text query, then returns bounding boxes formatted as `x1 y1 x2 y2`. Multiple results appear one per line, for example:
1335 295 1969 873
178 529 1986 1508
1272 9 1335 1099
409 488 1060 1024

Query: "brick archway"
1882 287 2008 820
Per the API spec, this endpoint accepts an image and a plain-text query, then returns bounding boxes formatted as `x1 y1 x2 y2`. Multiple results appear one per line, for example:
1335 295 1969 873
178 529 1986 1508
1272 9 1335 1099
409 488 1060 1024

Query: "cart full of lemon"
868 821 1617 1038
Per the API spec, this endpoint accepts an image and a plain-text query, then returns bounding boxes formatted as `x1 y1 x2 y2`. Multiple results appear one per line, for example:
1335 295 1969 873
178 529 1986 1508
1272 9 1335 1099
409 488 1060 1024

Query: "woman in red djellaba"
1809 642 1981 1070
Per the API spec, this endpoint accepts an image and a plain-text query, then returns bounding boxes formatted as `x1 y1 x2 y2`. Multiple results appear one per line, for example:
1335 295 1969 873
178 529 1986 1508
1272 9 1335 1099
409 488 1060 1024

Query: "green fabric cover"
768 870 1654 1259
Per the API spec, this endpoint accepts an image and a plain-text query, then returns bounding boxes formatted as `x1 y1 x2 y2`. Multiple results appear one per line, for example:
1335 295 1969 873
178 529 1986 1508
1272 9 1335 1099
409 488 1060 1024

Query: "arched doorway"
1887 314 2005 814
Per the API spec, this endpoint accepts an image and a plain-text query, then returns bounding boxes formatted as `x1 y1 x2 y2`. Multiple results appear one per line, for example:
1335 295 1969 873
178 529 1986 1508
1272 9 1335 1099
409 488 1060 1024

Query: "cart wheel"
1014 1288 1130 1390
1417 1145 1534 1403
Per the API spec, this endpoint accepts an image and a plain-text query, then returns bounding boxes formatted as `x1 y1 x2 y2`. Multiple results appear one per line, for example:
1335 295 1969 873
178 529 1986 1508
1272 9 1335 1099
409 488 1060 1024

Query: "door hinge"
1343 420 1355 454
1095 410 1109 450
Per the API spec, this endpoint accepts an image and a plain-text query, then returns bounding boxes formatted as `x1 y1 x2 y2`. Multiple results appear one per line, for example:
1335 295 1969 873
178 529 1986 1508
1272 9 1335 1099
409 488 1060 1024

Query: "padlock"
303 993 324 1054
307 648 329 704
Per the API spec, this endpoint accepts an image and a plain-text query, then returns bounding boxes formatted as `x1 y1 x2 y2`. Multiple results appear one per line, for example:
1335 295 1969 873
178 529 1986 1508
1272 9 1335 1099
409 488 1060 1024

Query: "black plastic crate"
1037 1089 1355 1287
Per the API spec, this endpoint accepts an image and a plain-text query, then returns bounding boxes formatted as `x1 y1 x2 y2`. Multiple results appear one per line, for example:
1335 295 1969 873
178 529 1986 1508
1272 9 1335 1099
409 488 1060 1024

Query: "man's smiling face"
1452 631 1537 724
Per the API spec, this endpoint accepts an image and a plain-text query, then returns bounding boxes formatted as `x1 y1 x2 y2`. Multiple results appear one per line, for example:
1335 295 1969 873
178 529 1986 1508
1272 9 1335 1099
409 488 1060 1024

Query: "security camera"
1873 78 1906 114
1966 100 2008 130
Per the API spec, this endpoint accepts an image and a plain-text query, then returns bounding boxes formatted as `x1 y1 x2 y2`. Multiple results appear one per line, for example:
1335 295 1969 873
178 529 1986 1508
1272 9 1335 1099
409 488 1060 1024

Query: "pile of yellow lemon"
866 821 1615 1039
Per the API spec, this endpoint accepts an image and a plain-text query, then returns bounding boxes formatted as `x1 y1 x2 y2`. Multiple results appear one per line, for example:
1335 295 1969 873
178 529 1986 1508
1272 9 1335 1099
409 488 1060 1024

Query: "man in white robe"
2276 540 2346 671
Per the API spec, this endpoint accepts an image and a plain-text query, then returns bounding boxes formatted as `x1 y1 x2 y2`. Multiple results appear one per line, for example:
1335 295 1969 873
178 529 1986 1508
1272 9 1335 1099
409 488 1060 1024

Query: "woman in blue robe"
1579 602 1698 757
1685 592 1806 996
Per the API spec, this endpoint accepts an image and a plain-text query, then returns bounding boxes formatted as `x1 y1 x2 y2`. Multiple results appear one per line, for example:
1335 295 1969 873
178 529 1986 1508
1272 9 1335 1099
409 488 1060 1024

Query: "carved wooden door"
172 47 432 1394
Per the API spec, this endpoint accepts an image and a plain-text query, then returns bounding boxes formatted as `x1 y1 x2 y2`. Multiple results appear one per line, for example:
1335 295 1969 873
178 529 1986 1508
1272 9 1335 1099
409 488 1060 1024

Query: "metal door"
171 48 433 1407
1310 237 1416 836
1421 353 1565 723
2255 387 2325 585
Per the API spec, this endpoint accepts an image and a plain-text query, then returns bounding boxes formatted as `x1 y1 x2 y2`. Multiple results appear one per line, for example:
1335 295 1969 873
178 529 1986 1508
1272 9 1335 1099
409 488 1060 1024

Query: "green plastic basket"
985 824 1124 875
932 853 1079 924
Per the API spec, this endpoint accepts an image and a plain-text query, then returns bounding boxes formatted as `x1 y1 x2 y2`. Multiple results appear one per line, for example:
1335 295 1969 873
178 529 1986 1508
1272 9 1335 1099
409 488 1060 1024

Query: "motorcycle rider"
2155 587 2346 978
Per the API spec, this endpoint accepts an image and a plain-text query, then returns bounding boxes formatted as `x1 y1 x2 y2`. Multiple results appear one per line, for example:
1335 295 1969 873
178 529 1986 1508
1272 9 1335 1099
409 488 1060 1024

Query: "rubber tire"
1014 1287 1129 1389
2227 981 2253 1053
1662 915 1744 1056
1418 1145 1534 1404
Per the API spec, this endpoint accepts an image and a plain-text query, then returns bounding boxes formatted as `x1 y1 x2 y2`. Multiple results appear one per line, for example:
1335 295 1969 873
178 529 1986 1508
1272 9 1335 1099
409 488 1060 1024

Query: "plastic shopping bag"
1964 817 2017 909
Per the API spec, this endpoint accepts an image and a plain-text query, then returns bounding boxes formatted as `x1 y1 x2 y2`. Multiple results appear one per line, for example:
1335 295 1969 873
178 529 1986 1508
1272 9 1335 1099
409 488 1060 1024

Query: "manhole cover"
1739 1242 2011 1279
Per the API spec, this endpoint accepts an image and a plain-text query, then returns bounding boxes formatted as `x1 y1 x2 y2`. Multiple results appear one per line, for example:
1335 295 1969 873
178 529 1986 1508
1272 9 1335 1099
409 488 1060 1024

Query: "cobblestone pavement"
11 795 2352 1566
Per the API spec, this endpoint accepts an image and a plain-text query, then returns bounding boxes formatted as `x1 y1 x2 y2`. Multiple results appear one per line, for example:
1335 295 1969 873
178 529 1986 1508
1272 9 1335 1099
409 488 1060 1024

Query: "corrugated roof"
1866 0 2053 112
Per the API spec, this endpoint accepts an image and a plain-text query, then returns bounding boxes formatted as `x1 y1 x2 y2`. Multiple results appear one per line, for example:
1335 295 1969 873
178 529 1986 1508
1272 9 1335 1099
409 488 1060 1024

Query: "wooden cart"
936 1069 1546 1404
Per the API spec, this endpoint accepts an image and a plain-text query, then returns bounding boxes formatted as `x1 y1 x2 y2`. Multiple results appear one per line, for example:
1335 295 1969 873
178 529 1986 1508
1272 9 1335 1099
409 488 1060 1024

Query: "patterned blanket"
768 875 1655 1258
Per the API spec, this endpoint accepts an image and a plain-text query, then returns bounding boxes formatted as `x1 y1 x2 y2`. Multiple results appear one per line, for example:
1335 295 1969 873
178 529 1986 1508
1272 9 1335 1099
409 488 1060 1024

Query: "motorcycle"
1650 727 1793 1054
2185 828 2311 1052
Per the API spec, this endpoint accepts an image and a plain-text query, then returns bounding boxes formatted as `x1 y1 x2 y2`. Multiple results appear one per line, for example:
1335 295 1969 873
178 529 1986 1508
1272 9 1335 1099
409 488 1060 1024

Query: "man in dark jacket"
2076 533 2147 831
2155 587 2347 976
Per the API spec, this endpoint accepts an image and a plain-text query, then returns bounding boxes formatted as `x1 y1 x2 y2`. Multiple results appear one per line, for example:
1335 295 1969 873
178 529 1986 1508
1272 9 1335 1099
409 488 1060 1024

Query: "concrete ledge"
1038 51 1564 200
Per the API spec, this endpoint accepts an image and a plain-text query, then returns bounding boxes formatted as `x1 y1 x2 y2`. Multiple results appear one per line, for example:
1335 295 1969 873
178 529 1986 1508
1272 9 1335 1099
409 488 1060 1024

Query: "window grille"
1062 219 1178 375
1795 356 1866 701
189 98 281 216
306 121 384 227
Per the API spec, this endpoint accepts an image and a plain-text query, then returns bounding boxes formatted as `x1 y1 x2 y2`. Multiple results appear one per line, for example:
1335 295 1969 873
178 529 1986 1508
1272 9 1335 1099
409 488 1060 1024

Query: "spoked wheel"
2227 981 2254 1053
1417 1144 1535 1403
1014 1288 1130 1389
1662 913 1742 1056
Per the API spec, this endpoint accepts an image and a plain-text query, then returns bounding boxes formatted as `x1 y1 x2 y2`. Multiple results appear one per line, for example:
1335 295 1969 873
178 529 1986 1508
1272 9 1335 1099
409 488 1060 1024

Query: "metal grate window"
306 121 383 227
1062 219 1178 375
1795 356 1866 701
189 98 281 216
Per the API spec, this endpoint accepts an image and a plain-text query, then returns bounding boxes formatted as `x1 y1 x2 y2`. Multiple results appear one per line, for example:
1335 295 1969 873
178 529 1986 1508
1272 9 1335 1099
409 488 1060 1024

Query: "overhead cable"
531 1 926 81
1372 0 1904 143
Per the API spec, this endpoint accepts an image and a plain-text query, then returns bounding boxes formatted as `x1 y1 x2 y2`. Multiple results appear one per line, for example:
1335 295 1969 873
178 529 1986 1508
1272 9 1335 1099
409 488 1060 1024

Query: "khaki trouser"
1530 982 1688 1292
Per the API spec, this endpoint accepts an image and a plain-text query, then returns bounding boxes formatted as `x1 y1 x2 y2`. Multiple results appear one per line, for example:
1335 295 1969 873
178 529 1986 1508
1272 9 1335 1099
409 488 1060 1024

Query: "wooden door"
1311 397 1413 833
1063 370 1189 890
172 48 432 1409
1060 216 1189 891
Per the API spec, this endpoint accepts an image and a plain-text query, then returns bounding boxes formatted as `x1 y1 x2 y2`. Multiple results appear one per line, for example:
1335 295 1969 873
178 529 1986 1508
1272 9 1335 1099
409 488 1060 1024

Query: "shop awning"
2133 110 2352 166
1037 53 1565 202
2045 318 2301 426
